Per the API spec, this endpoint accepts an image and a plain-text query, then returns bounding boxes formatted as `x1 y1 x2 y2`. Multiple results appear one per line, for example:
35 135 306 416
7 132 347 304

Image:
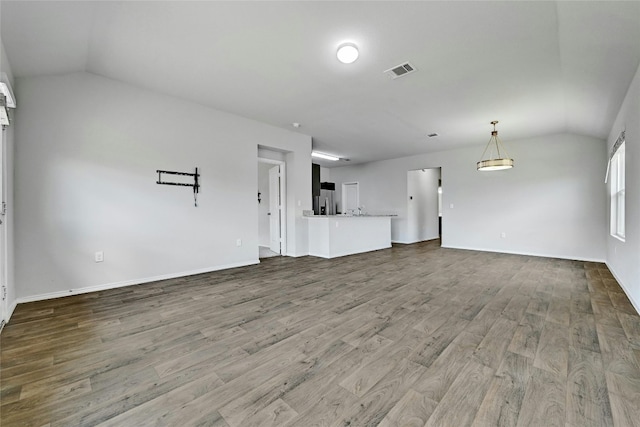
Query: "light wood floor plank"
617 311 640 347
473 317 518 370
377 388 437 427
565 346 613 427
331 357 426 427
607 391 640 427
424 359 495 427
569 311 601 353
534 320 569 378
596 323 640 379
472 351 532 427
516 367 566 427
508 312 545 359
412 331 484 402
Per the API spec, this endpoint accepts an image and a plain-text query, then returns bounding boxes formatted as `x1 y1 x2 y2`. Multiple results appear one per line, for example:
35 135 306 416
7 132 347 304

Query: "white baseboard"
1 298 22 330
391 240 414 245
288 252 309 258
441 244 606 264
392 238 440 245
8 299 17 320
16 260 260 304
1 299 18 329
309 245 392 259
606 262 640 316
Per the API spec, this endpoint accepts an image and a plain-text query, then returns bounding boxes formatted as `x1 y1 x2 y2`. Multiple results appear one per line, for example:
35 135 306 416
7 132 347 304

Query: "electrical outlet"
501 232 506 238
449 203 454 209
236 239 242 247
95 251 104 262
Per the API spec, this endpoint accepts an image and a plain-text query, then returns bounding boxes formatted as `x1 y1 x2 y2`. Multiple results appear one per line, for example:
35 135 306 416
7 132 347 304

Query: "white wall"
1 38 17 323
407 168 440 243
331 133 607 262
257 147 285 162
14 72 311 300
285 149 312 256
257 162 271 247
607 63 640 313
320 167 331 182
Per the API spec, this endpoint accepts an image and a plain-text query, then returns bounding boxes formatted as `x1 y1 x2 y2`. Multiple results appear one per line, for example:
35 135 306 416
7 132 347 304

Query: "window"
610 141 625 241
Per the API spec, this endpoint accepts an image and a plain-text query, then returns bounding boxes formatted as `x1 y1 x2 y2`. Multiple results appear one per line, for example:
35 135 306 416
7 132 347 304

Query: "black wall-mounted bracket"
156 167 200 207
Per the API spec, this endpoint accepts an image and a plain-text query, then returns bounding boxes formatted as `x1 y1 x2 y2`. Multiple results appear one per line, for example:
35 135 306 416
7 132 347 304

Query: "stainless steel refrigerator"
314 182 336 215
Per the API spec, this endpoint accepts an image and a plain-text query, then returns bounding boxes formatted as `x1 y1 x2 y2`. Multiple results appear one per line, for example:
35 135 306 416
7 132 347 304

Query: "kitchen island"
306 215 393 258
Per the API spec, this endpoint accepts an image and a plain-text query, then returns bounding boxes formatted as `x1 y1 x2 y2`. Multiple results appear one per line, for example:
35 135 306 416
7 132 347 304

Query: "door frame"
406 167 442 245
267 164 281 254
258 157 286 256
0 125 7 328
341 181 359 215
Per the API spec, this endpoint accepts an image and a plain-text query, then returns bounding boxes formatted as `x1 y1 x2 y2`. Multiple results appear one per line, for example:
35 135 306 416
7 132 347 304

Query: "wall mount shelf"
156 167 200 207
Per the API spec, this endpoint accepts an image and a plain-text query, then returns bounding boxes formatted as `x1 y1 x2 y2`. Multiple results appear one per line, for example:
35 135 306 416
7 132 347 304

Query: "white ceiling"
2 1 639 166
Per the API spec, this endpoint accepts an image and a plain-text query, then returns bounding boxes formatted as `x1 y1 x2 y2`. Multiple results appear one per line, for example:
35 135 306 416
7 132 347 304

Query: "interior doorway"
407 168 441 244
258 158 286 259
342 182 360 215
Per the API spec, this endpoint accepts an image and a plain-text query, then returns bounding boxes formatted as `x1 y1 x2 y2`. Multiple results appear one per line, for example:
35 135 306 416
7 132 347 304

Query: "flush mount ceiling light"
477 121 514 171
312 151 340 161
336 43 359 64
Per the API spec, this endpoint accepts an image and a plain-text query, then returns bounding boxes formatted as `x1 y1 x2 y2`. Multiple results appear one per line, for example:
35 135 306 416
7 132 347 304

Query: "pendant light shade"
477 158 514 171
477 121 513 171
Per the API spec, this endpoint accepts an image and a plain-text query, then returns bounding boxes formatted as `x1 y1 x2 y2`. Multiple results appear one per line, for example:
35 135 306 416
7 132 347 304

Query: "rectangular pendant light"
312 151 340 161
0 73 16 108
0 95 9 126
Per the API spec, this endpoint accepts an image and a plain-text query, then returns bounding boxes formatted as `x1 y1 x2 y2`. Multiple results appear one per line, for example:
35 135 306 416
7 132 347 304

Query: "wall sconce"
258 192 261 204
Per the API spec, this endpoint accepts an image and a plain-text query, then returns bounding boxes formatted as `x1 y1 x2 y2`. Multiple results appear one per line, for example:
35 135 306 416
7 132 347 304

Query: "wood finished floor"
2 241 640 427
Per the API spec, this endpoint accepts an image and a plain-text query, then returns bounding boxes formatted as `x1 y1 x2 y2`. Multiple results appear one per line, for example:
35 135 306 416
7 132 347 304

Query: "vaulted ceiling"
2 1 639 165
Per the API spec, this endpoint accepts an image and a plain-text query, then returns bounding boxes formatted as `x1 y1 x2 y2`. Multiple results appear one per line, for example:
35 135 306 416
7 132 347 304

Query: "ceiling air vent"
384 62 417 79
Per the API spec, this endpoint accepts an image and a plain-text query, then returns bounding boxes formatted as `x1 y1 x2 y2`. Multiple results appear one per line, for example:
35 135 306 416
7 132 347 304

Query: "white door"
407 169 440 242
343 182 359 214
268 165 281 254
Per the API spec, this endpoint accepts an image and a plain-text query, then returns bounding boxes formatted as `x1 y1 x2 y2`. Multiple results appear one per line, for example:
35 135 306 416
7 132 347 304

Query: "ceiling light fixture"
0 74 16 108
477 121 514 171
312 151 340 161
336 43 359 64
0 95 10 127
0 73 16 129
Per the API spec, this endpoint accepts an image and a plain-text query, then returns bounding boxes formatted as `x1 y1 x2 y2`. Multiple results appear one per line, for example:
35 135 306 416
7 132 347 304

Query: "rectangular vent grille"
384 62 417 79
